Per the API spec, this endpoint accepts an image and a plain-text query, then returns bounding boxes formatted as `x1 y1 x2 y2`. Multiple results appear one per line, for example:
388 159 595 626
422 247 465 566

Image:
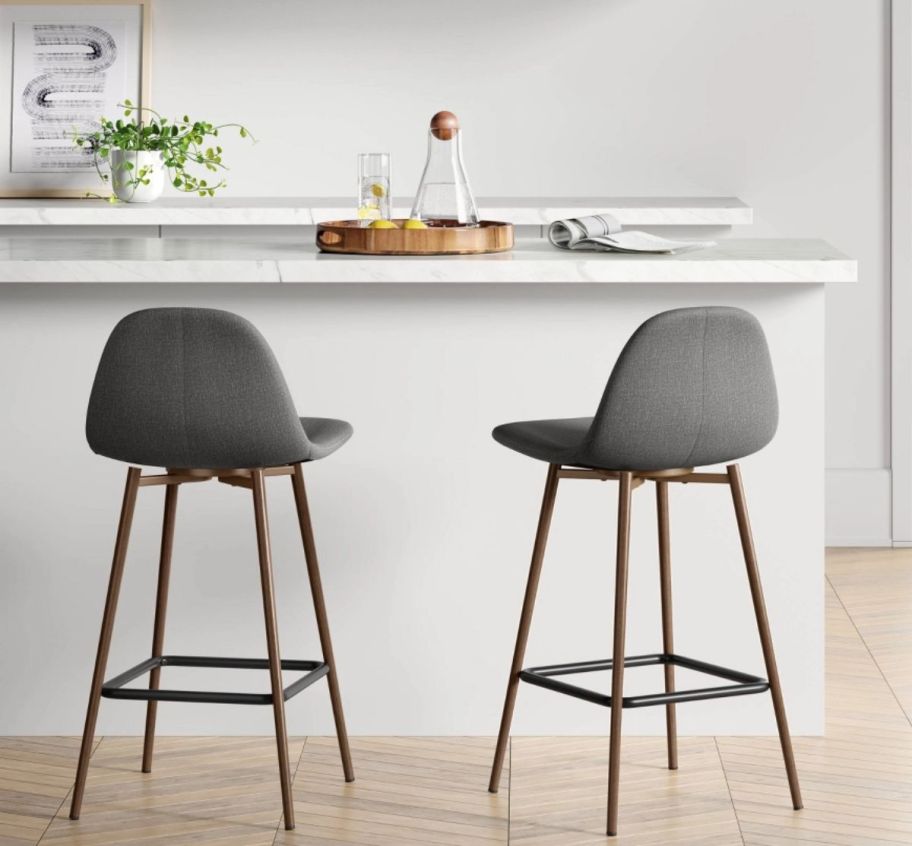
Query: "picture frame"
0 0 151 197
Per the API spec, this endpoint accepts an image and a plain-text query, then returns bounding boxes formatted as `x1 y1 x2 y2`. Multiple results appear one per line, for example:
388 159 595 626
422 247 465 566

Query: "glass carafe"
410 111 479 227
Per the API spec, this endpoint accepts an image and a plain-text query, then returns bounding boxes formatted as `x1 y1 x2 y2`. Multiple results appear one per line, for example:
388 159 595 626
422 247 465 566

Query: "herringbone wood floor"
2 549 910 845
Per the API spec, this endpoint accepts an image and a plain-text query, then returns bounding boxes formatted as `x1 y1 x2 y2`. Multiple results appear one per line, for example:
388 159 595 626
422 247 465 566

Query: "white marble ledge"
0 237 856 284
0 196 752 227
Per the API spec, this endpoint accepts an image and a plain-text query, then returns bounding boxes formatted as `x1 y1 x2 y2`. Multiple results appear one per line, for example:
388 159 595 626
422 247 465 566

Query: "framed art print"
0 0 151 197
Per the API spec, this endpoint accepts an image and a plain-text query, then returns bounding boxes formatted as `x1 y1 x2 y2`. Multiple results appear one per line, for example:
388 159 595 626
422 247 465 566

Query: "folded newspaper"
548 213 716 254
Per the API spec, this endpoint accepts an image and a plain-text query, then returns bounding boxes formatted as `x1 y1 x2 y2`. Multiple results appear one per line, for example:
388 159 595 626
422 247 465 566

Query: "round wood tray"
316 220 514 256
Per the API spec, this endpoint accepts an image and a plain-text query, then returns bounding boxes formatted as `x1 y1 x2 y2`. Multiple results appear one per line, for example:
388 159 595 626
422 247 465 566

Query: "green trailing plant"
74 101 255 200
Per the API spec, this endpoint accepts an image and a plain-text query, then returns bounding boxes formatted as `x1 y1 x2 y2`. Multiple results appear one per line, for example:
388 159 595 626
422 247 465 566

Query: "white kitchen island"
0 199 855 740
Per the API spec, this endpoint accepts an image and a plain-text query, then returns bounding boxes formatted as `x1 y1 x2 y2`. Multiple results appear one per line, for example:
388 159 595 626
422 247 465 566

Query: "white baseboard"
826 468 892 546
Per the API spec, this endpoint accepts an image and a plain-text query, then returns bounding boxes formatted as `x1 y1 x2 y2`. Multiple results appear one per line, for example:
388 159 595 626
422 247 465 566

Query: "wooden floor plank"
0 737 97 846
274 737 507 846
509 736 743 845
40 736 304 846
826 548 912 724
716 580 912 846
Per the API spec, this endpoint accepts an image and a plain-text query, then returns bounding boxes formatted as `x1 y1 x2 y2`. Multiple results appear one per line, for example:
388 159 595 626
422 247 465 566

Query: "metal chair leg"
606 471 633 837
141 483 179 773
70 466 142 820
252 469 296 831
489 463 561 793
290 463 355 783
727 463 803 810
656 480 678 770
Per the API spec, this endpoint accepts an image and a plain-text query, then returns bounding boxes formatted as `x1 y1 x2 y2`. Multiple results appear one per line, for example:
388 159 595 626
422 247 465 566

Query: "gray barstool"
487 306 802 837
70 308 354 830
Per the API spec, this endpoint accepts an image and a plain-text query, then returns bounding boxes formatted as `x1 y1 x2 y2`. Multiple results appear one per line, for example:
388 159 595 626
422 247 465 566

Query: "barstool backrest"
86 308 311 469
579 306 778 470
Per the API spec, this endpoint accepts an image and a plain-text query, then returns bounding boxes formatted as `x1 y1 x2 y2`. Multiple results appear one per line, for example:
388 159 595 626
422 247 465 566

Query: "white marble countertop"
0 196 752 227
0 236 855 283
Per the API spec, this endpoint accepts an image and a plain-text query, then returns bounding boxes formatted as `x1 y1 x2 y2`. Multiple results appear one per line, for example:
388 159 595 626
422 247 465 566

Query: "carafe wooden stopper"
430 111 459 141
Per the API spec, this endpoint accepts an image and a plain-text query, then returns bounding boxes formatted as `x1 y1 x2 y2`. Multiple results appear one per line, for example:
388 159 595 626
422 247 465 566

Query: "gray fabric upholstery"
86 308 352 468
298 417 354 460
493 307 778 470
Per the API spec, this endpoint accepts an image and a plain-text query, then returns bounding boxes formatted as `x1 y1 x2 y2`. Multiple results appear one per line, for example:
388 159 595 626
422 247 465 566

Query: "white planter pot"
110 149 165 203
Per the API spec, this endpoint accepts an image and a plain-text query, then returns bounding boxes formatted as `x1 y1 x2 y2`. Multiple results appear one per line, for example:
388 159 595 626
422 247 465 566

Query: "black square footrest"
101 655 329 705
519 653 769 709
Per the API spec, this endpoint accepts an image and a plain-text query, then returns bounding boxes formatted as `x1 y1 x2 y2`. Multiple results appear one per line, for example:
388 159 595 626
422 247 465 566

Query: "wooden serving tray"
316 220 514 255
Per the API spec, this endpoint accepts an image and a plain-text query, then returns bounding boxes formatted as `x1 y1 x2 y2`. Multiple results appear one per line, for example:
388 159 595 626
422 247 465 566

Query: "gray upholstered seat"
86 308 352 469
494 306 777 471
298 417 353 460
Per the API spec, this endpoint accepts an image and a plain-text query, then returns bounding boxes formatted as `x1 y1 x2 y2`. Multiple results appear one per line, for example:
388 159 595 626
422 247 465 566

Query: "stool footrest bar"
101 655 329 705
519 653 769 709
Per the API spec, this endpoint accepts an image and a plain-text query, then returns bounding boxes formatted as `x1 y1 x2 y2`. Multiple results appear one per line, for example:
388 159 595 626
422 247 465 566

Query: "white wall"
148 0 891 540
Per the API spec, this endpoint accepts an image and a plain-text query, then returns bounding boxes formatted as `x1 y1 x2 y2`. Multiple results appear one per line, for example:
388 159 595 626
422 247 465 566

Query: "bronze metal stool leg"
727 463 803 810
489 463 561 793
656 480 678 770
70 466 142 819
141 482 179 773
252 469 296 830
606 471 633 836
290 463 355 783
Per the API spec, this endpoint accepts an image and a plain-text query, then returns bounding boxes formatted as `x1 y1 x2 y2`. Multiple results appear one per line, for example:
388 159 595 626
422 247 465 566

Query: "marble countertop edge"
0 237 857 284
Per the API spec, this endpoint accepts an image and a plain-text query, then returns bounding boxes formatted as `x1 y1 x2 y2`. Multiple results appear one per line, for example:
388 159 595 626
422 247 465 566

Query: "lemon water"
358 176 390 222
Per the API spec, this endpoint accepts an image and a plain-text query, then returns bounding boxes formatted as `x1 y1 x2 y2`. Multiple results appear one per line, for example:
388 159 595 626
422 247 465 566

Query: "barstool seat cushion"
87 308 354 469
300 417 353 460
492 307 778 471
493 417 593 465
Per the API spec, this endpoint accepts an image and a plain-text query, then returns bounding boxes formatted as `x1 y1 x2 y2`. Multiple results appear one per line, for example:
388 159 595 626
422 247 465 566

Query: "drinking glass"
358 153 391 222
